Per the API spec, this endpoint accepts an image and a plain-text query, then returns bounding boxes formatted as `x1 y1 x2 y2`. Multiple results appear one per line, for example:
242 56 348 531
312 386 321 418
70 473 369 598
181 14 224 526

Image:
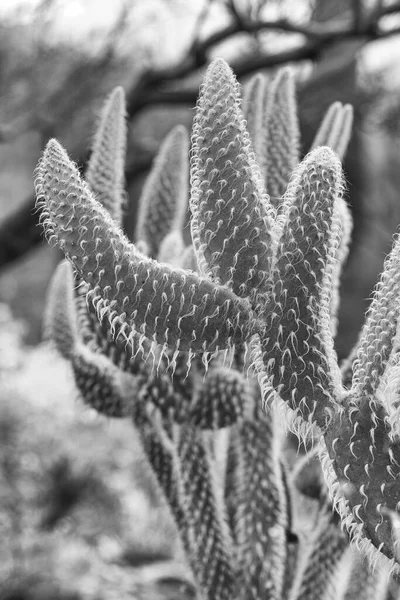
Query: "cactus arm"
261 147 346 430
311 102 342 149
71 344 137 418
157 229 186 266
43 259 79 359
311 102 354 161
35 139 259 355
234 407 289 600
190 367 247 429
176 426 235 600
190 58 274 304
288 509 349 600
85 86 127 225
351 232 400 400
261 68 300 203
135 125 189 257
330 196 353 337
320 232 400 572
343 552 389 600
242 73 268 158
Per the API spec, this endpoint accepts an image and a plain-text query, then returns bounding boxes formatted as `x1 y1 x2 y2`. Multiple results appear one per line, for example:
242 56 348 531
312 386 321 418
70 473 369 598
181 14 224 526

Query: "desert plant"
35 58 399 598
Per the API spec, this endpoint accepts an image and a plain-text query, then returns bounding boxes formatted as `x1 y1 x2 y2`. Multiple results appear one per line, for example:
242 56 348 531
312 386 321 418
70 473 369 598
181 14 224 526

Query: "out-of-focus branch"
1 2 400 270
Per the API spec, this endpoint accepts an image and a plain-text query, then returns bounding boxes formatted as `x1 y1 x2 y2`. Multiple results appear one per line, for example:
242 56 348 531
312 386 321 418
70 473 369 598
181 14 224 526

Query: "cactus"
36 58 400 597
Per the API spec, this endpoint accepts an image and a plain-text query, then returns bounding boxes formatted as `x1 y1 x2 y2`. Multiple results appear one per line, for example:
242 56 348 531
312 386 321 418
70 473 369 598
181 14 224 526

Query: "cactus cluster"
35 58 400 598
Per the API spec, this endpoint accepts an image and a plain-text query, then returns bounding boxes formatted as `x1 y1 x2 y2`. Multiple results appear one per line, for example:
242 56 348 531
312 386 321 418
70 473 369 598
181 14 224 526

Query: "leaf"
35 139 258 354
136 125 189 257
190 58 274 304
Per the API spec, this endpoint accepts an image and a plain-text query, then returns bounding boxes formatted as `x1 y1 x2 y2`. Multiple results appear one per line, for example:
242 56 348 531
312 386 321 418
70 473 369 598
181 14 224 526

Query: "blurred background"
1 0 400 598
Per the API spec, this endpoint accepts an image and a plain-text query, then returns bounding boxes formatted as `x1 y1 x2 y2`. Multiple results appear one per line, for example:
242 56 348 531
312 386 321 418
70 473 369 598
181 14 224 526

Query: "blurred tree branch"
0 0 399 270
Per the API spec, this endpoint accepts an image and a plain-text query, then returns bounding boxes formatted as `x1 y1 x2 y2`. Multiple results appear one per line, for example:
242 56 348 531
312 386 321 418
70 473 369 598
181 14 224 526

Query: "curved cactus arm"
43 259 79 359
288 509 350 600
232 394 289 600
85 86 127 225
176 426 235 600
260 147 346 430
320 232 400 572
351 231 400 401
321 419 400 579
71 343 137 418
189 367 248 429
242 72 268 157
261 68 300 203
135 125 189 257
311 102 354 161
157 229 186 267
190 58 274 304
35 139 259 356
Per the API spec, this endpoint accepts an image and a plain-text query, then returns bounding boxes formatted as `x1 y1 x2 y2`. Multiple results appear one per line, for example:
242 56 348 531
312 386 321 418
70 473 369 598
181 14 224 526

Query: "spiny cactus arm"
139 369 191 425
233 400 288 600
351 231 400 401
135 125 189 257
321 230 400 569
35 139 259 355
85 86 127 225
176 426 235 600
321 420 400 578
157 229 186 267
343 552 389 600
189 367 247 429
71 343 137 418
261 68 300 203
288 510 350 600
242 73 267 157
311 102 354 160
261 147 346 430
43 259 79 359
330 196 353 337
73 277 157 376
190 58 274 303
